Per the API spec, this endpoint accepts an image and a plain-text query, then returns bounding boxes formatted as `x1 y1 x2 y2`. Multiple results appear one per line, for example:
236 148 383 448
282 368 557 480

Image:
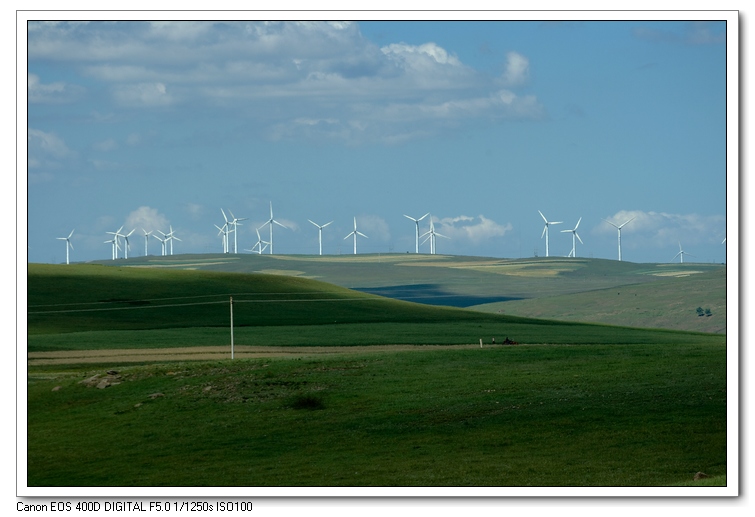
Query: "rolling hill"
85 253 727 333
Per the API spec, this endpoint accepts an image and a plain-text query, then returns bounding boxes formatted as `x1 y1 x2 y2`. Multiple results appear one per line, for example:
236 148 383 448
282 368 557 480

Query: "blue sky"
24 16 732 264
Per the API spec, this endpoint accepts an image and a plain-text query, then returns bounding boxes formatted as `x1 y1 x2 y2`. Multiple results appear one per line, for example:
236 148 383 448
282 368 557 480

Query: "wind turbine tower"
142 229 152 256
420 218 449 255
106 226 125 259
561 218 583 258
227 210 247 254
57 229 74 264
344 217 368 254
538 211 562 258
166 226 180 255
404 213 429 253
122 229 135 259
308 219 333 256
603 216 636 262
262 202 287 255
672 242 694 263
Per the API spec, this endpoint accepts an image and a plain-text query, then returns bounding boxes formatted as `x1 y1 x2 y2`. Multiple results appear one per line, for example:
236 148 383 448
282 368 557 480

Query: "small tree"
696 307 705 317
705 308 712 317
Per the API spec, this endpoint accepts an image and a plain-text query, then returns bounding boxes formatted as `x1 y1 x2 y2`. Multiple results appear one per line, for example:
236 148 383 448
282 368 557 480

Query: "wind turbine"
538 211 562 258
404 213 430 253
560 217 583 258
106 226 125 259
672 242 694 263
261 202 287 255
105 235 121 260
308 219 333 256
166 225 180 255
56 229 74 264
344 217 368 254
142 229 152 256
227 210 247 254
153 232 167 256
603 216 636 262
247 227 270 255
420 218 449 255
122 229 135 259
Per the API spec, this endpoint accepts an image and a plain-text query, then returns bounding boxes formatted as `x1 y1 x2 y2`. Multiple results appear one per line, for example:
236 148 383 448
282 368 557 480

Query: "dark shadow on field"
354 284 522 308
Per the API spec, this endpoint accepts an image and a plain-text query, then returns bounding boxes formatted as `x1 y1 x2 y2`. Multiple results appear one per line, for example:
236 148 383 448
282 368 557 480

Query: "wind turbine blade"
575 217 581 230
419 213 430 221
541 226 547 239
323 221 333 227
308 220 318 227
273 220 287 229
576 233 583 245
68 229 75 239
621 216 636 228
221 208 228 222
602 218 619 229
357 231 368 238
538 210 547 223
403 214 416 222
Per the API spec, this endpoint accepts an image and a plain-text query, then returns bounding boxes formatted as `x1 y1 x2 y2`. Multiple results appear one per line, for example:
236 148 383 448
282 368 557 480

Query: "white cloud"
436 215 513 244
28 129 75 168
124 206 170 234
112 82 172 107
28 21 544 143
595 210 726 247
28 73 85 103
501 51 530 87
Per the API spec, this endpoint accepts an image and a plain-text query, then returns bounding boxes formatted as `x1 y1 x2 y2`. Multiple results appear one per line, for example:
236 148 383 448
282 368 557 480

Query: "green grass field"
87 253 727 333
25 262 728 488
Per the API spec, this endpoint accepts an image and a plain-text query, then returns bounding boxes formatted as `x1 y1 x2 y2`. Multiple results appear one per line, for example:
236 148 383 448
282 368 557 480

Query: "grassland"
25 262 728 488
91 253 727 333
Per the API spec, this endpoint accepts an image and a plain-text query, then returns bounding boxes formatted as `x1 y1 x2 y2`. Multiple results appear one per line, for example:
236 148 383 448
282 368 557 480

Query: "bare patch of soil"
27 344 493 366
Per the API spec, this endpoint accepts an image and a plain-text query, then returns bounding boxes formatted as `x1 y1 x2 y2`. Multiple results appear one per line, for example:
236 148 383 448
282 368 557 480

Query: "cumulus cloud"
28 21 545 143
436 214 513 244
28 73 85 103
596 210 726 247
28 128 75 169
124 206 170 234
112 82 172 107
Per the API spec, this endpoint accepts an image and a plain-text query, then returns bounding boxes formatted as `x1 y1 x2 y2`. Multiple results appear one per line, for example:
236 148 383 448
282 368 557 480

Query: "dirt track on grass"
27 344 497 365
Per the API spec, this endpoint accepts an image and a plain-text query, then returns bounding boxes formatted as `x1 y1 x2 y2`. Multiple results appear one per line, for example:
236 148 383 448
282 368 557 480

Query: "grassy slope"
473 268 727 333
87 254 727 333
27 264 724 352
28 344 726 487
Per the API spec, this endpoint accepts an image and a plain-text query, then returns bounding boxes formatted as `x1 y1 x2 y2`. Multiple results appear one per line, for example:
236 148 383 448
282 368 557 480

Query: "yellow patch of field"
127 261 239 268
255 269 308 277
650 270 704 277
270 254 444 264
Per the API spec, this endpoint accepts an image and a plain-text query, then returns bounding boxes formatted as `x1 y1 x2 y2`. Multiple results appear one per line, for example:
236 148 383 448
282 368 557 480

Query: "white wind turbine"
561 217 583 258
247 227 270 255
106 226 125 259
153 232 167 256
142 229 152 256
122 229 135 259
344 217 368 254
420 218 449 255
227 210 247 254
105 235 121 260
603 216 636 262
672 242 694 263
57 229 74 264
404 212 430 253
166 225 180 255
261 202 287 255
538 211 562 258
308 219 333 256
